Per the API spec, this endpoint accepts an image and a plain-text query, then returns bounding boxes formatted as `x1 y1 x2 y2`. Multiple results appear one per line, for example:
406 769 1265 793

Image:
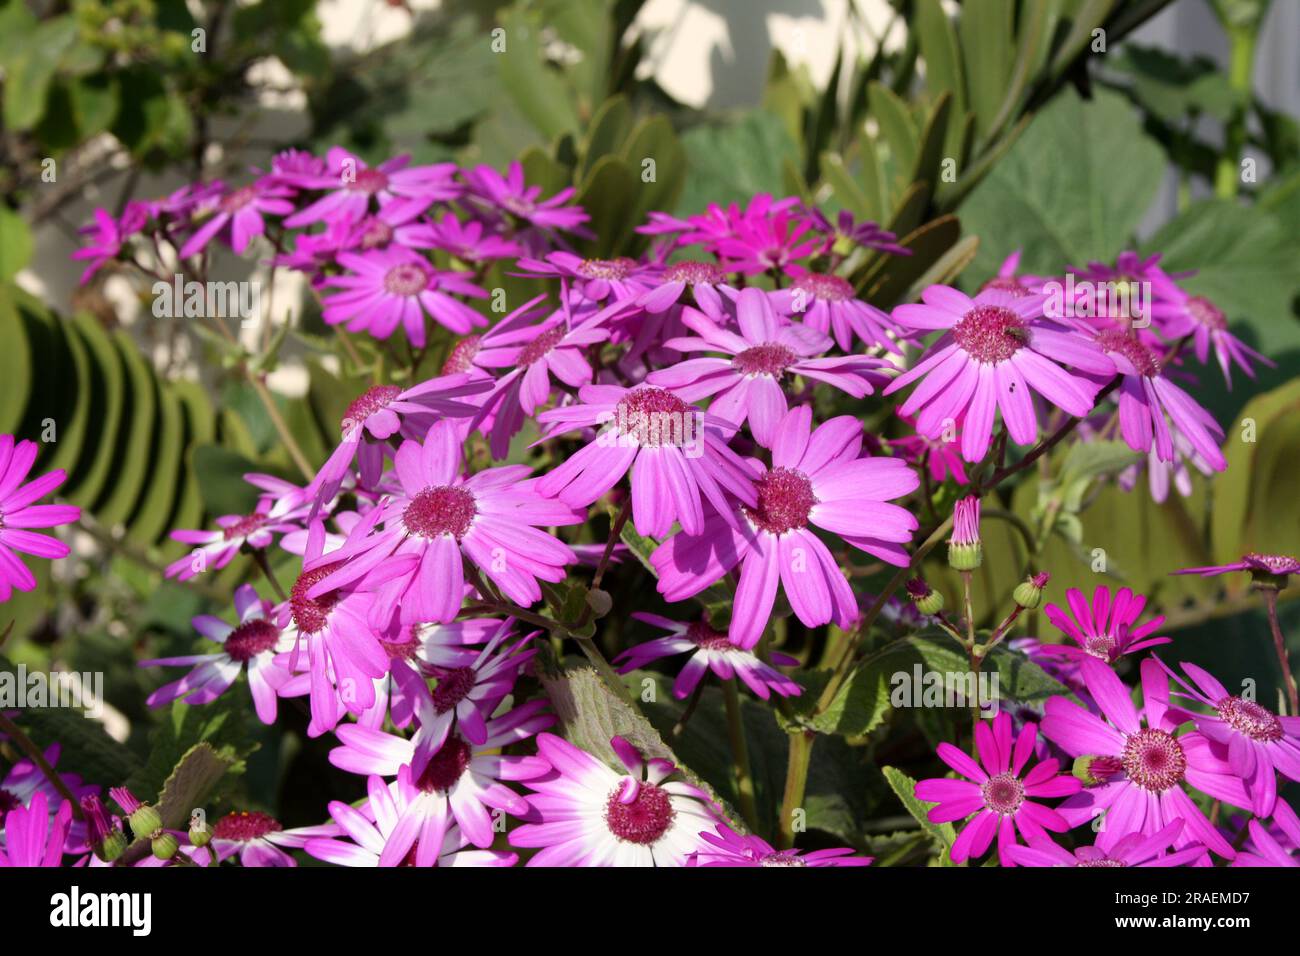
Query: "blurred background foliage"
1 0 1297 853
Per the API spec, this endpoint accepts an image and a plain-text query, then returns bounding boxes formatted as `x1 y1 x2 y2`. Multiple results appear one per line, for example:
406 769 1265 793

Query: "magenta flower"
514 252 657 303
885 286 1114 462
1088 329 1226 471
1005 819 1206 867
1173 552 1300 581
306 775 517 867
712 199 819 275
614 613 801 701
646 289 891 445
0 743 94 849
1156 657 1300 816
509 734 723 866
1041 657 1247 859
71 203 149 283
282 148 459 227
979 251 1049 298
0 792 71 867
650 405 920 647
688 823 872 867
195 811 338 867
536 383 757 539
1149 281 1272 388
806 207 907 257
890 413 969 485
636 260 732 315
302 420 582 626
178 178 296 259
418 212 523 263
769 268 905 353
329 701 553 859
0 436 80 602
914 712 1080 866
1040 585 1171 665
141 584 295 724
1233 801 1300 867
321 247 488 347
463 160 589 234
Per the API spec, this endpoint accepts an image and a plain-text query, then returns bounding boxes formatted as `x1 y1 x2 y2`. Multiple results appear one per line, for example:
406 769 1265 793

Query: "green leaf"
0 207 33 282
496 7 581 141
0 285 33 433
675 112 800 216
958 0 1013 141
2 15 78 130
915 0 967 116
125 698 255 802
882 765 956 861
868 81 919 190
154 743 237 830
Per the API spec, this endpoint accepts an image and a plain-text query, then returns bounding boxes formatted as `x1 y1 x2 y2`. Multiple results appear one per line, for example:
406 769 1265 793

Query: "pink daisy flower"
536 382 758 539
1039 585 1171 665
513 252 657 303
0 791 71 867
321 247 488 347
178 178 296 259
1173 552 1300 581
712 199 819 275
509 734 723 866
1040 657 1248 859
1005 818 1206 867
306 775 517 867
1 744 95 853
193 811 338 867
978 251 1050 298
650 405 920 648
646 290 891 446
614 613 801 700
884 285 1114 462
462 160 589 234
1233 801 1300 867
914 712 1081 866
1149 280 1273 388
0 436 81 602
282 148 459 227
418 212 523 263
71 203 149 283
140 584 295 724
328 701 553 859
890 414 969 486
636 260 732 315
688 823 872 866
769 268 904 353
1156 657 1300 816
302 420 582 627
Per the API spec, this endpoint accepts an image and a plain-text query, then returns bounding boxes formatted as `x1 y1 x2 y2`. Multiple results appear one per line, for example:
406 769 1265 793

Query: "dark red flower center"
347 168 389 194
220 187 257 214
1121 728 1186 792
442 335 482 375
953 306 1028 363
1244 552 1300 575
604 782 675 845
519 325 567 366
290 562 344 635
981 772 1026 815
342 384 402 433
578 257 635 280
1083 632 1118 661
358 219 394 249
404 485 477 540
213 810 282 842
0 788 20 818
222 513 267 541
685 620 734 651
416 736 472 793
733 343 797 377
1186 296 1226 331
1097 330 1161 377
793 272 853 302
743 467 816 536
664 261 724 285
224 618 281 663
614 386 696 448
384 262 430 297
430 667 476 714
1216 696 1283 742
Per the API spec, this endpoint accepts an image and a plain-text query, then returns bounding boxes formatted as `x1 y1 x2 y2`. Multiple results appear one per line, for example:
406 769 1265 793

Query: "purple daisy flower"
321 247 488 347
417 212 523 263
536 382 758 539
646 290 891 446
0 436 80 602
688 823 872 867
806 207 907 257
1233 801 1300 867
979 251 1050 298
71 203 150 283
178 178 296 259
636 260 733 315
1173 552 1300 581
1040 585 1172 665
282 148 459 227
768 268 904 353
302 420 583 627
914 712 1081 866
193 811 338 867
1155 656 1300 816
614 613 801 700
712 200 819 276
514 251 657 303
650 405 920 648
1 744 95 853
1149 280 1273 389
509 734 723 866
1041 657 1248 859
1005 818 1206 867
463 160 590 234
890 413 969 486
141 584 295 724
884 285 1114 462
0 792 71 867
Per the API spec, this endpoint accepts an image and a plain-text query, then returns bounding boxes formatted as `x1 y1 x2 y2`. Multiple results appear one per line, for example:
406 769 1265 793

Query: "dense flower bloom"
141 584 294 723
636 260 732 315
915 712 1080 865
193 811 338 867
510 734 723 866
1041 658 1246 858
0 744 94 854
1156 657 1300 816
646 290 891 445
306 775 516 867
1173 552 1300 581
614 613 801 700
302 420 582 626
514 252 657 303
1005 819 1205 867
418 212 523 263
0 792 71 867
536 382 757 539
178 178 295 259
651 405 920 647
688 823 871 867
0 436 80 602
885 286 1114 462
768 268 904 353
321 247 488 347
1040 585 1171 665
463 160 589 234
282 149 459 227
712 199 819 275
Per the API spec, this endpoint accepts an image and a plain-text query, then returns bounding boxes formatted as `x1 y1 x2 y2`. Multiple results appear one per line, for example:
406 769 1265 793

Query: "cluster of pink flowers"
6 145 1288 870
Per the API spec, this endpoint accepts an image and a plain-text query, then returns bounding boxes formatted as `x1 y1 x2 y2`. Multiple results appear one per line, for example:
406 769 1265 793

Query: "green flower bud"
96 828 129 863
128 804 162 839
151 832 180 861
1013 572 1050 610
189 825 212 848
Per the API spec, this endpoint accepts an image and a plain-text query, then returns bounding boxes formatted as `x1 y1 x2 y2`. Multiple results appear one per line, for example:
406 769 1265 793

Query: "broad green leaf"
496 7 581 141
958 0 1013 141
675 111 800 216
882 765 956 861
0 206 33 282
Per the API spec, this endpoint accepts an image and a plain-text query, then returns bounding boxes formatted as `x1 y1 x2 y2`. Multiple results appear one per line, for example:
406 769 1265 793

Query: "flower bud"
905 577 945 616
97 828 129 863
151 832 180 861
1013 572 1050 610
189 825 212 848
1072 754 1122 787
129 804 163 840
947 496 982 572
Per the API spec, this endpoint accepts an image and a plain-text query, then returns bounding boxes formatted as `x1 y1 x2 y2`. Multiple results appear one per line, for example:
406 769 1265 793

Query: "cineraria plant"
1 0 1297 882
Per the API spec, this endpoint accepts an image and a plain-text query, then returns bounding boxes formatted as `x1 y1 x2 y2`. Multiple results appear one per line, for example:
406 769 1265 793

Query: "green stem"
0 712 84 821
1214 22 1258 199
1262 588 1299 716
722 679 760 834
777 731 815 849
